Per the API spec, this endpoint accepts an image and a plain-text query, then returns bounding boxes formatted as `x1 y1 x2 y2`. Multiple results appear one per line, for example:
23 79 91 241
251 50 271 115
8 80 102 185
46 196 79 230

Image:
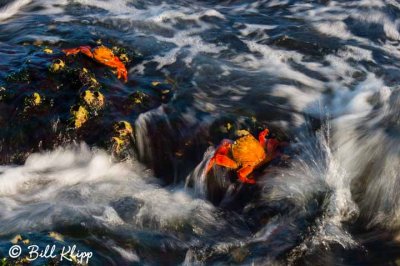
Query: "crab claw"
258 128 270 147
264 138 280 162
206 157 216 174
258 128 280 162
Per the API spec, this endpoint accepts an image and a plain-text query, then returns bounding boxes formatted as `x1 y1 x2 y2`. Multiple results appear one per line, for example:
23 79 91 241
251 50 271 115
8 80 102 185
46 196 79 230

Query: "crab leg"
206 139 235 173
237 165 256 184
97 55 127 81
62 46 94 58
215 155 239 168
206 154 239 174
111 58 128 82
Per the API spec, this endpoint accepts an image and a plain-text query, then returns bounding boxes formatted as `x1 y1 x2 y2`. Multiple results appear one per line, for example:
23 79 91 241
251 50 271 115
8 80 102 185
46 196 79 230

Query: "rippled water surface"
1 0 400 265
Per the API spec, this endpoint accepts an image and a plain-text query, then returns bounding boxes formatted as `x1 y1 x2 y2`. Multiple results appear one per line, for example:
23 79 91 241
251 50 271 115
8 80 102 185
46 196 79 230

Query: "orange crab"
63 45 128 82
206 129 279 184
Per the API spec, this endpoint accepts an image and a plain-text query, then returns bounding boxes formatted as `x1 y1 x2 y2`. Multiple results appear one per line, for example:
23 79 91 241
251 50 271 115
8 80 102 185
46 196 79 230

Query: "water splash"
0 144 231 236
134 105 171 164
334 87 400 230
185 146 214 198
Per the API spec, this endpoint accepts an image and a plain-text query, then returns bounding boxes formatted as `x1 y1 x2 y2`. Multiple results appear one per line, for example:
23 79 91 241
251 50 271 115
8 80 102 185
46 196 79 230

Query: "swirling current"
1 0 400 265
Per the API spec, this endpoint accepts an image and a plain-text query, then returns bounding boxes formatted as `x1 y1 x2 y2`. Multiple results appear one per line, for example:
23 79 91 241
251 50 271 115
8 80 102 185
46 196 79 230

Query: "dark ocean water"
1 0 400 265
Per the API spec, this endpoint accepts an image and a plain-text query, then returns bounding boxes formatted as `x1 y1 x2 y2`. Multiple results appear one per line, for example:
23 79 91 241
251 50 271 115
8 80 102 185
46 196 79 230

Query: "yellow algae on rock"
43 48 53 54
130 91 148 105
24 92 42 108
112 137 125 153
10 234 22 244
114 121 133 137
82 90 105 109
93 91 105 108
33 40 43 46
71 105 89 128
119 53 129 63
83 90 95 103
32 92 42 106
111 121 134 154
78 68 100 89
49 231 64 242
50 59 65 73
90 77 99 86
236 129 250 137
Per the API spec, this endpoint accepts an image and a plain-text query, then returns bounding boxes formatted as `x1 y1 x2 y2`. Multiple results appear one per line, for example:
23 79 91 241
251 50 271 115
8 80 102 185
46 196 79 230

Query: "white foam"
291 0 400 42
238 23 277 40
233 40 325 89
271 84 320 112
0 0 31 22
337 45 375 62
72 0 134 15
152 8 225 23
112 246 140 262
0 144 224 236
314 21 352 40
351 10 400 40
332 87 400 230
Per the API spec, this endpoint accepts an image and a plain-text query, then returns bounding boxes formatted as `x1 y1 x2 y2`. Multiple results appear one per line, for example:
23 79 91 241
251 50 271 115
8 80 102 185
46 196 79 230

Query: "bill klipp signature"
9 244 93 264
